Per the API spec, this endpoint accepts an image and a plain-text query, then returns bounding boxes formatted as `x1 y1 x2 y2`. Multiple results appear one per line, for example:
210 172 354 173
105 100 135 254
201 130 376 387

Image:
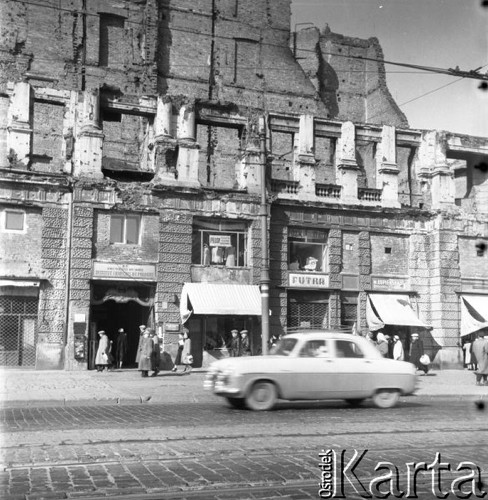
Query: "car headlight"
217 368 240 386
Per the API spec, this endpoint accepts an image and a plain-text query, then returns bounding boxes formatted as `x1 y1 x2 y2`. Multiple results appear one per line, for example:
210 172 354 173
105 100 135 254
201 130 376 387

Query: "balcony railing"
316 183 341 199
270 179 299 195
358 187 382 203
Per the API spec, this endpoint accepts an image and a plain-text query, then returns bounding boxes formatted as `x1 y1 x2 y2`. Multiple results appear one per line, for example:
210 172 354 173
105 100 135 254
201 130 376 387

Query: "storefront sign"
289 227 325 241
371 276 408 291
92 262 156 281
289 273 329 288
209 234 232 247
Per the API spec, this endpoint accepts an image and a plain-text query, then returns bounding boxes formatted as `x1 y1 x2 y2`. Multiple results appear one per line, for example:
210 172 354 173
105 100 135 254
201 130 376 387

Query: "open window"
288 228 328 272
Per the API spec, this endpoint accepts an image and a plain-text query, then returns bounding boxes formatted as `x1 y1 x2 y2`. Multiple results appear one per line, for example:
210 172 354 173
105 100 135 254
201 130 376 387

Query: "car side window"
335 340 364 359
299 340 330 358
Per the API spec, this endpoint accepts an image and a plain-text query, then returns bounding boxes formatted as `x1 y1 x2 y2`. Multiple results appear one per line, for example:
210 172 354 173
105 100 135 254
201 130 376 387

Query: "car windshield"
270 338 297 356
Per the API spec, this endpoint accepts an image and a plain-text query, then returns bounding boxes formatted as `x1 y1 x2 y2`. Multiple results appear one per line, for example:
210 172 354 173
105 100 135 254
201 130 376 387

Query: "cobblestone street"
2 379 487 500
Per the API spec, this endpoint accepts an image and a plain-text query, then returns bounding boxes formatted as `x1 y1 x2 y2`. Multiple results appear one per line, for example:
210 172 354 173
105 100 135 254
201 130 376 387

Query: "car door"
280 339 335 400
330 339 371 399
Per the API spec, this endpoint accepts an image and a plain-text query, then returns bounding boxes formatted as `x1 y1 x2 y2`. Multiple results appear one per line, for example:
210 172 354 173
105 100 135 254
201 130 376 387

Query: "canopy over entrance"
367 294 430 331
180 283 261 323
460 295 488 337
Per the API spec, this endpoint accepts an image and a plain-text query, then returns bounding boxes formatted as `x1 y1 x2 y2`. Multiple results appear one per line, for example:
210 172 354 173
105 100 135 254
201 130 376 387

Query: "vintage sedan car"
204 331 417 410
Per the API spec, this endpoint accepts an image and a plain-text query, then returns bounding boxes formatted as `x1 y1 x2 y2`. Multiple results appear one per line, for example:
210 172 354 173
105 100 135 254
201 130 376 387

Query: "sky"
291 0 488 137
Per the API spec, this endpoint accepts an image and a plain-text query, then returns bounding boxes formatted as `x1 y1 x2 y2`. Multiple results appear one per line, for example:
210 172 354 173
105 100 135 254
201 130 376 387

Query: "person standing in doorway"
95 330 110 372
229 329 240 357
115 328 128 369
137 328 153 377
239 330 251 356
135 324 146 365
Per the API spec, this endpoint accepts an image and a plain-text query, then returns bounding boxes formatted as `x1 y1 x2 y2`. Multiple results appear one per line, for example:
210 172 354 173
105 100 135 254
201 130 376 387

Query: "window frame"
3 209 26 233
192 219 248 268
288 228 328 272
109 214 142 245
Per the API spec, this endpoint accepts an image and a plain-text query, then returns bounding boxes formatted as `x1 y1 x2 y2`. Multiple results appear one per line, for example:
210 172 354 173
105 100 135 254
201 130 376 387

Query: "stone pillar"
62 91 78 175
417 131 454 209
74 89 104 179
297 114 316 200
241 119 263 194
336 121 359 204
376 125 400 208
153 96 178 182
175 104 200 187
7 82 32 168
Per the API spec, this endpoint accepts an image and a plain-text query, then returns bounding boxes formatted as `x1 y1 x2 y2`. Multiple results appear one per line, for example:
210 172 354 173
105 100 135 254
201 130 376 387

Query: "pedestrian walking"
150 329 161 377
409 333 428 374
229 329 240 357
95 330 110 372
135 324 146 364
172 331 186 372
376 332 389 358
393 335 404 361
239 330 251 356
137 328 153 377
115 328 128 369
472 333 488 385
181 331 192 373
462 338 474 370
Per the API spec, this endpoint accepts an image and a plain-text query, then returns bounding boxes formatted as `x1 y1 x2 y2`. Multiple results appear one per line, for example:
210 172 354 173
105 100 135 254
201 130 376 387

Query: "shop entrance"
88 284 154 370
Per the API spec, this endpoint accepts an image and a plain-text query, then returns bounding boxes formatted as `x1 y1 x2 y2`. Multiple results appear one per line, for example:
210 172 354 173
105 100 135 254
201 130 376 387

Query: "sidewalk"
1 367 487 408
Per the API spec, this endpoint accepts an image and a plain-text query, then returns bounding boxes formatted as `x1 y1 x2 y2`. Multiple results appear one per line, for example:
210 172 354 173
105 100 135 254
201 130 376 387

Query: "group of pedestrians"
94 328 128 372
228 329 251 357
366 331 429 374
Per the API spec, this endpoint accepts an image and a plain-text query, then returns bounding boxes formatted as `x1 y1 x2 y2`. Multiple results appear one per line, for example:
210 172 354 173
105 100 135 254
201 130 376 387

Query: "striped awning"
460 295 488 337
367 294 430 330
180 283 261 323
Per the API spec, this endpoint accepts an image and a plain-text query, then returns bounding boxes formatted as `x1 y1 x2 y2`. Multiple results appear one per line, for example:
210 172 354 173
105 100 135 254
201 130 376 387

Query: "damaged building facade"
0 0 487 370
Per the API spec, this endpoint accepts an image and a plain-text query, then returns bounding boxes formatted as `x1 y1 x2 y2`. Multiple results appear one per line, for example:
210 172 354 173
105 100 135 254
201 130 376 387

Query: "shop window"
4 210 25 231
288 228 328 272
109 214 141 244
288 292 328 329
192 219 248 267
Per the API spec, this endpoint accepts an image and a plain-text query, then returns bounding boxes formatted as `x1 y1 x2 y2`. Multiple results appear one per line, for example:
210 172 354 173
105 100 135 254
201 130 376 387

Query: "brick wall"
196 124 241 189
314 136 335 184
270 130 294 180
0 206 43 277
459 237 488 279
370 233 408 275
31 100 64 173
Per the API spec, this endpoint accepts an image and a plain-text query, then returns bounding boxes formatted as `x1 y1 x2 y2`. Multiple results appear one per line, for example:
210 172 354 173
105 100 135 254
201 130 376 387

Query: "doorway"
89 300 152 369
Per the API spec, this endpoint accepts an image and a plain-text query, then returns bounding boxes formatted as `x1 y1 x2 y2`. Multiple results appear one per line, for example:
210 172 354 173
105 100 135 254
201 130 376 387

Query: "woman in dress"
95 330 110 372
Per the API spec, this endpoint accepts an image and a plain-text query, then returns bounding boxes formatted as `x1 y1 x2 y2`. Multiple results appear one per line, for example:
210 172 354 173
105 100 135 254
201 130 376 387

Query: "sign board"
289 273 329 288
92 262 157 281
371 276 408 291
209 234 232 247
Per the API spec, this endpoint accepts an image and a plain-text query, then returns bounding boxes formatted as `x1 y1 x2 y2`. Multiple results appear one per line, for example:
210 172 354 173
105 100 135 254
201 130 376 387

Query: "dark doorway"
89 300 151 369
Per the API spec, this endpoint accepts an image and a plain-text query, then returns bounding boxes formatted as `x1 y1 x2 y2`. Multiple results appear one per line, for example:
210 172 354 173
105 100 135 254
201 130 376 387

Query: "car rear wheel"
372 389 400 409
345 398 365 407
246 381 277 411
226 397 245 409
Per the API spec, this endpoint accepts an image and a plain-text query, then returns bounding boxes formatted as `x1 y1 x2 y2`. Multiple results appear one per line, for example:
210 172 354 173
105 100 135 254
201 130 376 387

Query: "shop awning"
367 294 430 331
460 295 488 337
180 283 261 323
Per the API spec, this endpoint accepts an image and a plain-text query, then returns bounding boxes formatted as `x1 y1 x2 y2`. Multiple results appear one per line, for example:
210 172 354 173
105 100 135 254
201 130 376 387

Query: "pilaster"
297 114 316 200
175 104 200 188
376 125 400 208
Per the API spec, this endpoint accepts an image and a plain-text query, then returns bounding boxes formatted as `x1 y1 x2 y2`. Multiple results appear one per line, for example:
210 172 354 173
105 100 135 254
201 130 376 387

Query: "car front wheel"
372 389 400 409
246 381 277 411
